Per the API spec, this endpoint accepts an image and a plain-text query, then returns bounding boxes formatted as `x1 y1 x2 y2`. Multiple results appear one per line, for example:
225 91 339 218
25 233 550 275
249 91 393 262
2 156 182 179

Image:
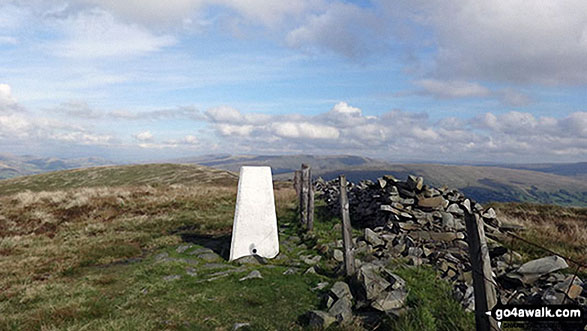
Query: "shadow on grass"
175 227 232 260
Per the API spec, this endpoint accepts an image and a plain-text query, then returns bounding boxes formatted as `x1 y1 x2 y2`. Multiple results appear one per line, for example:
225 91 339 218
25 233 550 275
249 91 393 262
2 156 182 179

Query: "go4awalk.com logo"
487 304 586 329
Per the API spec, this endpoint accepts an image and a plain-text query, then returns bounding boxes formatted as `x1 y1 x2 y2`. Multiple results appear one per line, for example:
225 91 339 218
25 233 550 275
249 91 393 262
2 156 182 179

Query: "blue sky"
0 0 586 163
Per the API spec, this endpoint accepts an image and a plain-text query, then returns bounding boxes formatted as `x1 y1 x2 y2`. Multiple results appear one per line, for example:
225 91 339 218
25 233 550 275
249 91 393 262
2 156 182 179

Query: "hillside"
179 154 587 206
496 162 587 181
0 163 474 330
0 163 238 196
0 154 112 180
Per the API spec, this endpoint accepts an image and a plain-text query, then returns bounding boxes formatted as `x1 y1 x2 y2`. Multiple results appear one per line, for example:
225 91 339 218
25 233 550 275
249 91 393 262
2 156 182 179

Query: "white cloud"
0 84 17 108
205 106 244 123
52 8 176 58
286 2 379 58
200 102 587 161
133 131 153 142
272 122 340 140
216 123 255 137
396 0 587 85
331 101 361 116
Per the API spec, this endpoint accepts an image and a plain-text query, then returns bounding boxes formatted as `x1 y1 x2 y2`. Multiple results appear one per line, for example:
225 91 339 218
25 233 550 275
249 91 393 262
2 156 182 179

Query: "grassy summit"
6 164 582 329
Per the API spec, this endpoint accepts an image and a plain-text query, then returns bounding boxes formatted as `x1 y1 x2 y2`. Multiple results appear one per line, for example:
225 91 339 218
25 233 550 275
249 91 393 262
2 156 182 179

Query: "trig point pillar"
229 166 279 261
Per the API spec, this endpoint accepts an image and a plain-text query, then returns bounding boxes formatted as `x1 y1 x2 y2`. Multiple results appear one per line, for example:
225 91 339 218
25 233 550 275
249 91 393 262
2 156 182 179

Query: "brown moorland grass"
489 202 587 268
0 181 306 329
0 184 237 294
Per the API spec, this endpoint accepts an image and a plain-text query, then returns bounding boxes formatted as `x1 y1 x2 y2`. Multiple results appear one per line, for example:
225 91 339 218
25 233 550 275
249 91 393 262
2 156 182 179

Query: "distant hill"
0 154 113 179
179 154 587 206
172 154 389 175
0 163 238 195
2 153 585 206
494 162 587 181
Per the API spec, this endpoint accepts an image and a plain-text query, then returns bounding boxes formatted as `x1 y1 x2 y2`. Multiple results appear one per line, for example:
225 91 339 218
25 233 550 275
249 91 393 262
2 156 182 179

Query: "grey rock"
197 252 222 262
155 252 169 261
409 231 459 242
233 255 267 265
239 270 263 281
283 268 298 275
304 266 317 275
406 256 422 266
441 212 455 229
188 247 214 255
542 288 566 304
380 269 406 290
371 288 408 312
482 208 497 219
231 322 251 330
307 310 335 329
356 264 390 301
377 178 387 189
364 228 384 247
176 244 193 253
407 175 424 191
518 255 568 275
330 281 353 301
407 247 423 257
333 249 344 262
325 296 335 309
303 255 322 265
312 282 329 291
417 196 444 209
328 297 353 324
446 204 464 216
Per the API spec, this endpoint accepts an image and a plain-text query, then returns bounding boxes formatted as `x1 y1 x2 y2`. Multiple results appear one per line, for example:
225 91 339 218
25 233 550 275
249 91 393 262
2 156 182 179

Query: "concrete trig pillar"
229 166 279 261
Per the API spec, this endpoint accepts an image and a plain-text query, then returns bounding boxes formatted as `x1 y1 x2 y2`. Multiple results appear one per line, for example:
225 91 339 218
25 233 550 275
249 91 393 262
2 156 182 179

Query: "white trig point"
229 166 279 261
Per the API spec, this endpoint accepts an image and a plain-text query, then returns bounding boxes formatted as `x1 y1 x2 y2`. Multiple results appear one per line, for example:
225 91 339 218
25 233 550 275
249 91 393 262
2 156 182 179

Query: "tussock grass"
0 169 325 330
0 184 237 299
490 202 587 266
0 163 238 196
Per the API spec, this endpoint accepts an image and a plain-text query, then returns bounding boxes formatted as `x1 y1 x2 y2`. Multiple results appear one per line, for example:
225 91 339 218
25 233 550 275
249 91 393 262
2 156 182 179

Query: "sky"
0 0 586 163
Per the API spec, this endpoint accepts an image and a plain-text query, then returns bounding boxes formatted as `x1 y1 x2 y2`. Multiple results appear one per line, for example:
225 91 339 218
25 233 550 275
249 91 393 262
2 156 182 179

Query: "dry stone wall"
315 174 586 313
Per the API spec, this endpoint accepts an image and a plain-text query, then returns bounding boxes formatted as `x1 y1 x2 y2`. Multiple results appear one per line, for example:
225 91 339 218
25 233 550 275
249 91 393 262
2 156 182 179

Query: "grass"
0 169 328 330
0 163 239 196
386 266 475 331
489 202 587 269
0 164 493 330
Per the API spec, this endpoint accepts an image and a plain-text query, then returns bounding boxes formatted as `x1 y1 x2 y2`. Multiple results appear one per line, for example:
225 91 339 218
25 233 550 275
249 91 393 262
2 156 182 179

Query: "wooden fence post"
464 200 498 331
339 175 355 277
293 170 302 199
308 184 315 232
300 164 310 228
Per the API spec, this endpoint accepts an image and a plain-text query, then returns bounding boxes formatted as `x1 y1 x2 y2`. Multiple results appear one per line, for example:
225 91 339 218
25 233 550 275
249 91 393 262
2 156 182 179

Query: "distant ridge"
0 153 114 179
175 154 587 206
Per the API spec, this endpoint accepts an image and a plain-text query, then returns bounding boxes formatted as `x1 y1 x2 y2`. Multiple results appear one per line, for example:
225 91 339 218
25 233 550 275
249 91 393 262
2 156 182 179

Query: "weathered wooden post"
339 175 355 277
300 164 310 228
308 183 315 232
293 170 302 199
464 199 498 331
